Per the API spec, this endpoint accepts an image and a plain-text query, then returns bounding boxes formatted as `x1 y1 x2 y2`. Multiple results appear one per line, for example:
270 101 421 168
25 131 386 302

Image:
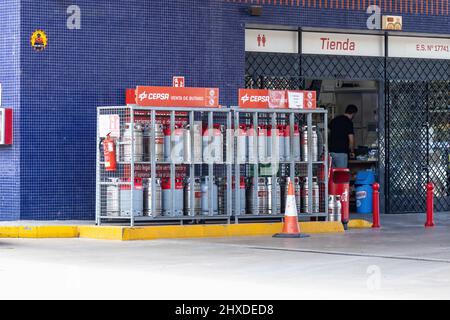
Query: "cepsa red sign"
135 86 219 108
239 89 316 109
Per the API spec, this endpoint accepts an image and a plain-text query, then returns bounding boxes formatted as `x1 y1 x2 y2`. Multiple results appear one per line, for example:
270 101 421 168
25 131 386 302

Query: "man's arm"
349 134 355 159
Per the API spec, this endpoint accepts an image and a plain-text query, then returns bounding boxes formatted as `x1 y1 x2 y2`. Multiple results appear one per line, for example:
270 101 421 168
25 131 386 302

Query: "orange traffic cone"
273 178 309 239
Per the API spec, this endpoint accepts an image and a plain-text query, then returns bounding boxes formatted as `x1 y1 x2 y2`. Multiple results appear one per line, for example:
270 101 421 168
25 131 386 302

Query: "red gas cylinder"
329 168 351 230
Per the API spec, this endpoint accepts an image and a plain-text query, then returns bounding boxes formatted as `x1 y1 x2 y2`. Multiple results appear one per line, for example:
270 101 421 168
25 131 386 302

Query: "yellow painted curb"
1 221 345 241
348 219 373 229
122 221 344 241
0 227 20 238
0 226 79 239
78 226 124 241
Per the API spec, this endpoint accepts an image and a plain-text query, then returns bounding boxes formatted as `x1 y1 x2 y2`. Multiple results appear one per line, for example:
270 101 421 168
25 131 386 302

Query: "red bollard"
372 183 380 229
425 183 435 228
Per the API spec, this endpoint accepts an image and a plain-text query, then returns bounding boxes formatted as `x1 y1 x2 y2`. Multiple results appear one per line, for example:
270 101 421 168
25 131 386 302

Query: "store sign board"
302 32 385 57
239 89 316 109
245 29 299 54
389 36 450 60
135 86 220 108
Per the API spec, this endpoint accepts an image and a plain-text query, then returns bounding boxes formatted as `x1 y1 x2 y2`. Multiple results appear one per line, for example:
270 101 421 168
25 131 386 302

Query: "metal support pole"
189 111 195 218
130 106 135 227
324 111 329 217
253 112 259 215
208 111 214 216
235 111 240 223
95 108 101 225
227 111 233 219
307 113 313 215
170 111 175 217
151 110 157 219
271 112 277 216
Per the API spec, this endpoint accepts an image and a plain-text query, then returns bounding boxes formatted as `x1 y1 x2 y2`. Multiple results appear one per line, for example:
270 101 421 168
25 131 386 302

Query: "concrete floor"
1 214 450 300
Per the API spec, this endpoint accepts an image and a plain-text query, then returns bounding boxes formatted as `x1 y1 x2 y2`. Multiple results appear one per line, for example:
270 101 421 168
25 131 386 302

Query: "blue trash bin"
355 171 376 214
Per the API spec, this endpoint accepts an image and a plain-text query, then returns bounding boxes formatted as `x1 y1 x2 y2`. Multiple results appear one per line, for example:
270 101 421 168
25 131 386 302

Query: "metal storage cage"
96 105 328 226
232 108 329 223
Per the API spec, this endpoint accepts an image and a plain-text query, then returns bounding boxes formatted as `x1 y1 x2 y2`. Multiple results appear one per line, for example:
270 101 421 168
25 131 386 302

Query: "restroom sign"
245 29 299 54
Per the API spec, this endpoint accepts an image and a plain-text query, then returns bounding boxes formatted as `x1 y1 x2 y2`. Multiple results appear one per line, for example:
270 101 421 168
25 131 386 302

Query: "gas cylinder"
301 177 320 214
184 177 202 216
294 177 302 213
161 178 184 217
164 125 184 163
217 177 228 216
192 123 203 164
154 124 165 162
284 125 291 161
301 126 319 162
120 178 144 217
143 178 163 217
267 177 282 215
184 125 192 163
293 125 301 161
122 123 144 162
233 177 247 216
258 125 268 163
203 125 223 164
247 177 269 215
201 177 219 216
247 125 257 163
237 124 248 163
277 125 286 162
266 125 273 161
106 178 120 217
328 195 342 222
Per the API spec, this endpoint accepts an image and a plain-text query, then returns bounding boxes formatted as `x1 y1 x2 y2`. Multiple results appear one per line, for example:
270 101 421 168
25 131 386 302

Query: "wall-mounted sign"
238 89 316 110
173 76 185 88
135 86 219 108
302 32 385 57
245 29 298 54
31 30 48 52
0 108 13 145
99 114 120 138
389 36 450 60
382 16 403 31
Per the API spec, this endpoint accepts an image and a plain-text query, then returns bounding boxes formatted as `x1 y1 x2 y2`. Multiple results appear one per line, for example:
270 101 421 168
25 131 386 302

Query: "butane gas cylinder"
233 177 247 216
184 177 202 216
301 126 319 162
258 125 268 163
154 124 165 162
301 177 320 214
328 195 342 222
293 125 301 161
201 177 219 216
164 125 185 163
267 177 282 215
293 177 302 213
161 178 184 217
247 125 257 163
237 124 248 163
277 125 286 162
143 178 162 217
284 125 291 161
106 178 120 217
122 123 144 162
120 178 144 217
247 177 268 215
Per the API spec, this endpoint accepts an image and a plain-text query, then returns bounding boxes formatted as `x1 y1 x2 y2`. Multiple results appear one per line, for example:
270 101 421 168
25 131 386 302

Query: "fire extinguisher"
103 133 117 172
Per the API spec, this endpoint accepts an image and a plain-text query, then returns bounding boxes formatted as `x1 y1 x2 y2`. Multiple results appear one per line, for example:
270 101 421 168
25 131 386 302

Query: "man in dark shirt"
329 105 358 168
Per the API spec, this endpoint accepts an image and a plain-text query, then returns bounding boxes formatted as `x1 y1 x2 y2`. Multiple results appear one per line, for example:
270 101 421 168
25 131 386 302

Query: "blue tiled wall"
1 0 448 220
0 0 20 220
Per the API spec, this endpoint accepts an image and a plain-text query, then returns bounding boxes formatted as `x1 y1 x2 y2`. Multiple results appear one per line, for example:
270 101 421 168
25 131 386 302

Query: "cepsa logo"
239 89 271 108
138 92 170 102
240 94 269 104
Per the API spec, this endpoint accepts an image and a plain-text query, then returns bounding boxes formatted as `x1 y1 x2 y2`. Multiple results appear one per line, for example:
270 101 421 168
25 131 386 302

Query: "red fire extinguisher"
103 133 117 172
